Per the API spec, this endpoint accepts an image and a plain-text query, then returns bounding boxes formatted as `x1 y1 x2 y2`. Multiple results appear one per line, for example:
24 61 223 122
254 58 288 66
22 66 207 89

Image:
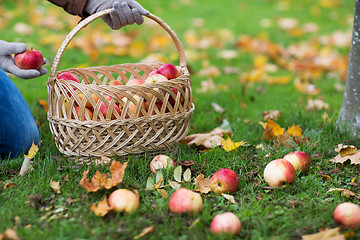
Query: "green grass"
1 0 360 239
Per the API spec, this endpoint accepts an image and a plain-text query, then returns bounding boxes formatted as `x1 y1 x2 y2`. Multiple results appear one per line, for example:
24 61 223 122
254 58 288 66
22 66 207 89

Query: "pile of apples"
58 63 182 121
263 151 310 188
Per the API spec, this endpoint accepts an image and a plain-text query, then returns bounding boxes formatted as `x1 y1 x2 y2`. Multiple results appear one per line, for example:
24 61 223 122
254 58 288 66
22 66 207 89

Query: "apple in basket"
122 95 145 118
108 80 124 86
156 63 180 80
14 48 44 70
99 95 121 120
74 106 93 121
58 72 80 83
144 74 168 103
126 78 145 86
78 92 100 109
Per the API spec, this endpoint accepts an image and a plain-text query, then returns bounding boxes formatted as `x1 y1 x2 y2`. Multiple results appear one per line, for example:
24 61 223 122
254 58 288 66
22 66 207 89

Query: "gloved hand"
84 0 149 30
0 40 47 79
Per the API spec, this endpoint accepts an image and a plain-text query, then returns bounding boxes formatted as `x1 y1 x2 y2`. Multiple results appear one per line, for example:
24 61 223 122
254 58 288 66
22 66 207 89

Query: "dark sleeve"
47 0 89 18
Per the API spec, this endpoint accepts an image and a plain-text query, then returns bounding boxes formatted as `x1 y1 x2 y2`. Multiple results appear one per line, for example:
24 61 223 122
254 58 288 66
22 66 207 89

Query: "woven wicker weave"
47 10 194 162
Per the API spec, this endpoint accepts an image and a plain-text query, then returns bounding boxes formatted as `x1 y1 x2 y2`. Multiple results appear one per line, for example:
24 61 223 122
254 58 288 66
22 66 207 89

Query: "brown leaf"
193 174 211 194
302 227 345 240
330 148 360 165
38 99 49 112
221 193 236 204
262 110 282 121
50 180 61 194
79 161 128 192
4 182 16 189
327 188 359 199
0 228 21 240
133 225 155 239
182 128 231 150
90 197 113 217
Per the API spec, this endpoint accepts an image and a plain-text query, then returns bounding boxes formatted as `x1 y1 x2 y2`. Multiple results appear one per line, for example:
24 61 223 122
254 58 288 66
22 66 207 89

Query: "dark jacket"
47 0 89 18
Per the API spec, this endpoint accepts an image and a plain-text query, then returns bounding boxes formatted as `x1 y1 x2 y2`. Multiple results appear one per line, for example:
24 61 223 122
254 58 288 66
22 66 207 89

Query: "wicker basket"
47 9 194 162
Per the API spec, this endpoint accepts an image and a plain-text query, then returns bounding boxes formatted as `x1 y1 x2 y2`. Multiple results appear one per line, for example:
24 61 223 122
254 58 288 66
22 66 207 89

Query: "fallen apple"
210 212 242 235
210 168 239 194
108 189 139 213
168 188 203 213
283 151 311 173
333 202 360 228
149 155 175 174
14 47 44 70
156 63 180 80
263 159 296 188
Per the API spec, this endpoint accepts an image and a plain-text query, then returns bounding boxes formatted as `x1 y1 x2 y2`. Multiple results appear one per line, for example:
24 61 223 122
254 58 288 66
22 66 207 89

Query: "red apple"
168 188 202 213
14 48 44 70
108 80 124 86
74 106 93 120
210 169 239 194
334 202 360 228
144 74 168 84
78 92 99 109
108 189 139 213
283 151 311 173
148 69 157 77
58 72 80 83
99 95 121 119
149 155 175 174
156 63 180 79
126 78 144 86
210 212 242 235
263 159 296 188
122 95 145 118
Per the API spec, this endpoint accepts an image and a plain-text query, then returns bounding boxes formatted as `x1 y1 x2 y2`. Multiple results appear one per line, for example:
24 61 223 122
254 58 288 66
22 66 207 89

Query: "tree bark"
338 0 360 136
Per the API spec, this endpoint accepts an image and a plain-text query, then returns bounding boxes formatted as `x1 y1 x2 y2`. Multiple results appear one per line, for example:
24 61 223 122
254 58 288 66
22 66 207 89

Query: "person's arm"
49 0 149 30
47 0 88 18
0 40 47 79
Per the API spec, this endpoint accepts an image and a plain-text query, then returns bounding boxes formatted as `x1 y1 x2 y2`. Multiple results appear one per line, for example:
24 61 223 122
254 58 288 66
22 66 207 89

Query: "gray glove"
84 0 149 30
0 40 47 79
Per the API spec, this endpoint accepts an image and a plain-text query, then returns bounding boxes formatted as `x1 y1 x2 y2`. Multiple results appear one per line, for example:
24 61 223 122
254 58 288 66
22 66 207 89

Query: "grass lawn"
1 0 360 239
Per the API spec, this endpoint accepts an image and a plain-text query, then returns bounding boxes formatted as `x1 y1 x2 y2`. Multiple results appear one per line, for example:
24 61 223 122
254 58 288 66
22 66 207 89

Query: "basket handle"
49 9 187 81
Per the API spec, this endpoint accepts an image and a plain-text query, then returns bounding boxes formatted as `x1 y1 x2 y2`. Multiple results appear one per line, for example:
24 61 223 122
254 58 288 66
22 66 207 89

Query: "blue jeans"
0 68 39 159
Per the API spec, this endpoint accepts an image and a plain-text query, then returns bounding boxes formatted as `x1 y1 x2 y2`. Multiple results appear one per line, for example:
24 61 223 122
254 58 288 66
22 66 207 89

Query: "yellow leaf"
133 225 155 239
221 193 236 204
24 142 39 159
193 174 211 194
38 99 49 112
287 124 303 138
90 197 113 217
221 138 246 152
50 180 61 194
302 227 344 240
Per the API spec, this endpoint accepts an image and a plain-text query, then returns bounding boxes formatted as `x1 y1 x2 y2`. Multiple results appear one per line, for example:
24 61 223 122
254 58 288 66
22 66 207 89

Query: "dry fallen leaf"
193 174 211 194
306 99 329 111
302 227 345 240
133 225 155 239
221 138 246 152
262 110 282 121
50 180 61 194
221 193 236 204
182 128 231 150
327 188 359 199
79 161 128 192
4 182 16 189
90 197 113 217
330 144 360 165
0 228 21 240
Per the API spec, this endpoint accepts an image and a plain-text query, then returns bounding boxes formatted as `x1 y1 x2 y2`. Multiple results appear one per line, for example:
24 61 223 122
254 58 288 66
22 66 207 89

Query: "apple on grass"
333 202 360 228
210 169 239 194
14 48 44 70
149 155 175 174
108 189 139 213
210 212 242 235
263 159 296 188
168 188 202 213
283 151 310 173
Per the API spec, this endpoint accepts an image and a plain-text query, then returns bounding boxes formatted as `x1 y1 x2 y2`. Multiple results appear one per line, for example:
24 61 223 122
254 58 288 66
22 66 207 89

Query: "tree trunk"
338 0 360 136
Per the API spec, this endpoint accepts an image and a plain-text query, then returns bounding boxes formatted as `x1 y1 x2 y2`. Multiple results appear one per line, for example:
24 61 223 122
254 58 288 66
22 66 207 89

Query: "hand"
84 0 150 30
0 40 47 79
